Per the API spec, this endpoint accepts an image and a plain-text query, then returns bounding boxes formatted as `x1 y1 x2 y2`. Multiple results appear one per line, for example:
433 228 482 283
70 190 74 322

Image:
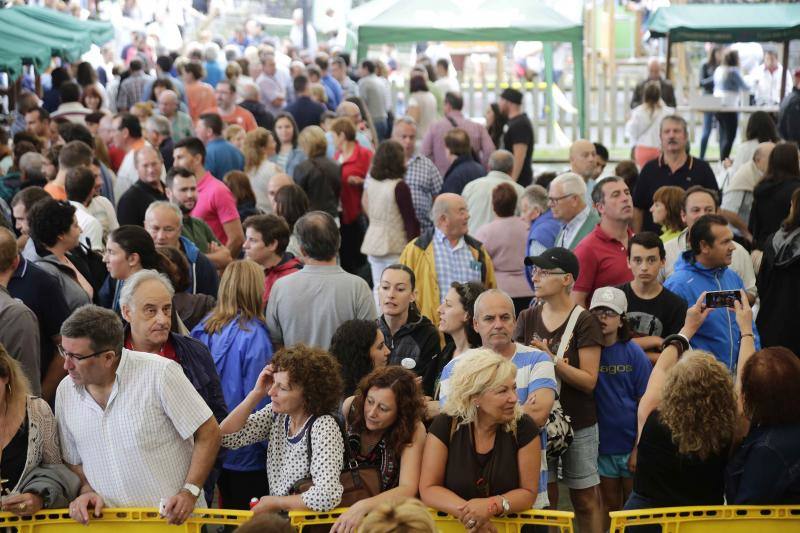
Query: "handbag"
544 306 582 458
289 416 383 507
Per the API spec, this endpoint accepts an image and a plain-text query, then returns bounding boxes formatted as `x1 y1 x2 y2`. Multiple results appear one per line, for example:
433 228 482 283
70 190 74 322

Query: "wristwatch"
498 496 510 517
182 483 201 498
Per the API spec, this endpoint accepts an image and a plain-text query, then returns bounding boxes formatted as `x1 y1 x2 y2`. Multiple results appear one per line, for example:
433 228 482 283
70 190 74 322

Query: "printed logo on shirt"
600 364 634 375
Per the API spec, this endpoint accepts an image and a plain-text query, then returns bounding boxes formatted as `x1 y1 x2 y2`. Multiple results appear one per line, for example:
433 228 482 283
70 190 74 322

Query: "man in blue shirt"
196 113 244 181
439 288 556 509
315 54 343 111
664 214 760 372
285 75 326 131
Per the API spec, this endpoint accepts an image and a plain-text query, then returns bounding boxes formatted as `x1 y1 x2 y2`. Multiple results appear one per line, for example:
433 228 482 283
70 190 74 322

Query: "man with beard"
632 115 717 233
164 167 232 271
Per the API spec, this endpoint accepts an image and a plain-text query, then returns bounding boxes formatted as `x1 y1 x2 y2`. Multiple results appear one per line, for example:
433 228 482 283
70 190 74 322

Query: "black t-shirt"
634 410 726 506
502 114 534 187
633 155 718 233
0 415 29 490
116 180 168 227
513 305 603 430
429 413 538 500
619 282 687 339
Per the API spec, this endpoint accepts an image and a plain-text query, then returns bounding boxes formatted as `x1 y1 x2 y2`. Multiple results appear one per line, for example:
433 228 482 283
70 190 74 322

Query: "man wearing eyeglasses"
56 305 221 526
551 172 600 251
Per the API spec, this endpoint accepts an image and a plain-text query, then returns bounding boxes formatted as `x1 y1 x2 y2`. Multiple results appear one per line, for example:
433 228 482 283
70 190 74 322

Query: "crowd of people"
0 9 799 533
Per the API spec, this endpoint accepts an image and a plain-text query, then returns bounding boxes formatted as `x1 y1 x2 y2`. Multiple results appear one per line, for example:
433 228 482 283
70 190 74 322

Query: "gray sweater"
266 264 376 350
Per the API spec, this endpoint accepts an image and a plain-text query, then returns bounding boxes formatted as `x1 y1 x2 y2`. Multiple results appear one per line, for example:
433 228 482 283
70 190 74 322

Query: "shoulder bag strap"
304 416 318 469
553 305 584 392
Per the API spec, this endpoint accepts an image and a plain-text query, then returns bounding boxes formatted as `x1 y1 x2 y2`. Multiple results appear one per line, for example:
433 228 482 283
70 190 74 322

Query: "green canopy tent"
0 38 51 80
350 0 586 136
648 3 800 100
0 8 92 63
12 5 115 46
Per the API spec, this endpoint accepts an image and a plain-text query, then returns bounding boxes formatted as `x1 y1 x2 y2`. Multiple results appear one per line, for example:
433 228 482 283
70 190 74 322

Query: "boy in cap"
589 286 651 530
499 88 535 186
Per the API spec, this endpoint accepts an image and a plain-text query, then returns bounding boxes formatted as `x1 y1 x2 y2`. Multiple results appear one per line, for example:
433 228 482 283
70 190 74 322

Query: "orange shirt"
44 182 67 201
221 106 257 132
186 82 218 122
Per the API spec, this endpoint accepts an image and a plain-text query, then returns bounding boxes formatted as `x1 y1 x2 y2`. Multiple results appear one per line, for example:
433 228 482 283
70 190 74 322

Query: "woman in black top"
420 349 540 532
750 141 800 250
331 366 427 533
699 46 721 160
293 126 341 219
628 293 740 514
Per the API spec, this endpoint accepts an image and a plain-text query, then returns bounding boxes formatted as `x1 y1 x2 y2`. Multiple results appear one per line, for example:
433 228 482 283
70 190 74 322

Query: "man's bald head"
267 173 294 210
0 227 19 273
754 142 776 173
158 90 179 105
569 139 597 181
336 101 361 125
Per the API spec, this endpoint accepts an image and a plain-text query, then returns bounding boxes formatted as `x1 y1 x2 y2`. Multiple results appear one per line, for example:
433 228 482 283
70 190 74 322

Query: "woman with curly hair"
331 366 427 532
649 185 685 242
420 349 540 531
27 198 95 310
220 344 345 514
330 319 390 397
627 292 740 514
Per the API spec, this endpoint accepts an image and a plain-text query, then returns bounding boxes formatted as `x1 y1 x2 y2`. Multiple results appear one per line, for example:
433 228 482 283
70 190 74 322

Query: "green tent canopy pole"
573 39 585 138
543 41 555 143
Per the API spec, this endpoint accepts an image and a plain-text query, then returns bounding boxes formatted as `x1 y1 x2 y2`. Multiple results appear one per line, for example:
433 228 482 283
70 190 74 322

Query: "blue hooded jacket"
191 315 273 471
664 251 760 372
180 236 219 298
525 210 562 290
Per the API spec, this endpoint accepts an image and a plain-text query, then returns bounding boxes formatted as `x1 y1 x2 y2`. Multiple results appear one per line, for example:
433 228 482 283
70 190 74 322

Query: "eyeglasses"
590 309 620 319
57 345 110 362
530 267 567 278
547 193 576 205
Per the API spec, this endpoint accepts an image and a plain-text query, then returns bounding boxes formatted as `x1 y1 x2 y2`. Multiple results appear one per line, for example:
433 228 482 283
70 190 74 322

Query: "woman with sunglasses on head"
588 287 651 531
420 349 540 532
514 247 603 532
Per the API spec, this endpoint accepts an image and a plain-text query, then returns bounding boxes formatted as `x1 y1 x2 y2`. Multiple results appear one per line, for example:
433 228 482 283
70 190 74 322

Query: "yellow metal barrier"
609 505 800 532
289 507 575 532
0 507 252 532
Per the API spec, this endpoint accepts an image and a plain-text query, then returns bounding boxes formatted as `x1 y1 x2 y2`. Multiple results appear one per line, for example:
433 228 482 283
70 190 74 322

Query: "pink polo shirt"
573 224 634 301
190 171 240 244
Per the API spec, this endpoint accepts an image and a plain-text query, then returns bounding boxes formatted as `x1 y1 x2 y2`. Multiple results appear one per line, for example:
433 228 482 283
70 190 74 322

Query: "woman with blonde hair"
0 343 79 516
627 292 741 513
420 349 540 532
243 127 281 212
625 81 675 168
190 260 274 510
223 124 246 152
360 498 436 533
650 185 685 242
293 125 341 218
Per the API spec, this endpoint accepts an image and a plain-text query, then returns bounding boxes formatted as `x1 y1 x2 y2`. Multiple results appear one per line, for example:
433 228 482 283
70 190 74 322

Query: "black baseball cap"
524 247 580 279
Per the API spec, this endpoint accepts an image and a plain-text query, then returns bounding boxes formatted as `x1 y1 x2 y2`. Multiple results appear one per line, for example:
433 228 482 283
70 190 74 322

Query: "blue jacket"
180 236 219 298
664 251 760 372
191 316 273 471
205 138 244 182
321 74 343 110
270 148 306 177
525 210 562 290
169 332 229 423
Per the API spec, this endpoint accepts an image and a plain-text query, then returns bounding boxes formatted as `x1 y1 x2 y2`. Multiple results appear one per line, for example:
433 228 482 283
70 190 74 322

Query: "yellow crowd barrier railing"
289 507 575 532
609 505 800 532
0 507 252 532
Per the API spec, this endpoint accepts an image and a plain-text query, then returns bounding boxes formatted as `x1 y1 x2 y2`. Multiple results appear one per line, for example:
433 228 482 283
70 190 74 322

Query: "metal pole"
781 40 790 102
665 34 673 81
302 0 310 50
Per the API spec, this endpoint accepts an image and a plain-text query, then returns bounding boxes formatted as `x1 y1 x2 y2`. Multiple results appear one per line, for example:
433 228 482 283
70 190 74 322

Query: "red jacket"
336 143 373 225
263 254 303 306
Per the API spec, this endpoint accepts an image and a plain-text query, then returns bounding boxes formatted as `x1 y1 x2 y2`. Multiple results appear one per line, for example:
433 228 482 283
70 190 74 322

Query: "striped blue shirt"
439 344 557 508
